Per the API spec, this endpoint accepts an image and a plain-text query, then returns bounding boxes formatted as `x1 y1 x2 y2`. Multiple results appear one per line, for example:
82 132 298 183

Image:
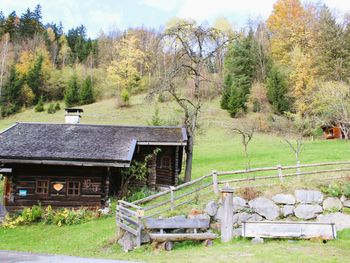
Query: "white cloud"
0 0 123 38
324 0 350 10
141 0 183 12
177 0 275 22
86 9 123 37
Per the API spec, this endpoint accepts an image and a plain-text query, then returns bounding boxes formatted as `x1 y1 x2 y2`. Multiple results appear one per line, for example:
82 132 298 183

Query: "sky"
1 0 350 38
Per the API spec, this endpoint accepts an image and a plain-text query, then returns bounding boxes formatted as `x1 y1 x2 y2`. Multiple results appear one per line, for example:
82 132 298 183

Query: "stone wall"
204 189 350 236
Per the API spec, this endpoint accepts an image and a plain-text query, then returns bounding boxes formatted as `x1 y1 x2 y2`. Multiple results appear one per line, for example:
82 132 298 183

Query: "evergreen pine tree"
3 11 19 40
221 33 257 117
79 76 94 105
26 55 44 103
266 66 290 114
1 66 23 117
34 96 45 112
64 74 80 107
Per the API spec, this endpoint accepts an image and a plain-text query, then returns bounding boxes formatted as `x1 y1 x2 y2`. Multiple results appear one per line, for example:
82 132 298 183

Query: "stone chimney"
65 108 83 124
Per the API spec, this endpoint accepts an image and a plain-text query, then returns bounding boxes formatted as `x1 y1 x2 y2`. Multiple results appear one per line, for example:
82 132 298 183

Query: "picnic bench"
144 216 217 250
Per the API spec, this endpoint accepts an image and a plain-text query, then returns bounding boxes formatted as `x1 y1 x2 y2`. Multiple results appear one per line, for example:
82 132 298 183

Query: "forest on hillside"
0 0 350 139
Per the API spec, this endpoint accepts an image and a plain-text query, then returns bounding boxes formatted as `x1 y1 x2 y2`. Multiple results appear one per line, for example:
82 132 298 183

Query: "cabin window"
67 181 80 196
36 180 49 194
158 156 171 169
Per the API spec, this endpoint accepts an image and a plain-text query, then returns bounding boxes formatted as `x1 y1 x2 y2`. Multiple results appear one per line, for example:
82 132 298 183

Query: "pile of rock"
204 189 350 236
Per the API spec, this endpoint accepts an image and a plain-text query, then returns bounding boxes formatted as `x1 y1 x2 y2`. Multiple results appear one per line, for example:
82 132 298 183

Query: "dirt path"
0 250 142 263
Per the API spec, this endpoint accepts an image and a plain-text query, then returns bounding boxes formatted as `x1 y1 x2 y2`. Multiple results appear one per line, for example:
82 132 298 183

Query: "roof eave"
0 158 130 168
0 122 19 135
137 141 187 146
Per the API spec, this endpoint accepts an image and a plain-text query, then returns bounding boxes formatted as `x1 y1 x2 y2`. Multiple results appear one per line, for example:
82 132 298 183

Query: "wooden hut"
321 124 342 139
0 122 187 211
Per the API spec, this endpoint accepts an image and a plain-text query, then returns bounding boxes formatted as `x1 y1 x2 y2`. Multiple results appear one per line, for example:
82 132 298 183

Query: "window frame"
158 156 171 169
35 179 49 194
66 180 81 196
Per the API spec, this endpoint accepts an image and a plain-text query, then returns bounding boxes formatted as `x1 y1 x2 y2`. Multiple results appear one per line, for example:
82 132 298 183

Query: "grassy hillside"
1 95 350 261
1 94 350 180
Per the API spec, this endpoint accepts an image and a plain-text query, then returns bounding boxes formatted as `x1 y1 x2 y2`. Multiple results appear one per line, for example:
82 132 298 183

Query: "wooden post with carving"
221 186 234 242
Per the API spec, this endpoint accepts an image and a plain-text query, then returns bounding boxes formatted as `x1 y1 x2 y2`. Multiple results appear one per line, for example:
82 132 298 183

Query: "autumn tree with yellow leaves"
107 32 147 105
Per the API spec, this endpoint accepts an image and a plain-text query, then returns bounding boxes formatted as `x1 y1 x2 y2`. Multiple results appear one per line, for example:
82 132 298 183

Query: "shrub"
80 77 95 105
34 97 45 112
64 74 80 107
266 66 290 114
321 183 342 197
237 187 261 201
120 88 130 107
157 93 166 103
342 183 350 198
343 207 350 214
324 207 341 214
126 187 157 203
148 106 163 126
43 205 55 224
252 99 261 113
54 103 61 111
47 103 56 114
2 205 101 229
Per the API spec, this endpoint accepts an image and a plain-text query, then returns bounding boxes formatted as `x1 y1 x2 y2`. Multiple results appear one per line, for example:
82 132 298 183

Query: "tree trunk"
0 35 9 98
184 133 193 182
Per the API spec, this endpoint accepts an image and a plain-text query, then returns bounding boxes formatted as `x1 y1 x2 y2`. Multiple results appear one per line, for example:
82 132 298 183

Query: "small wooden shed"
321 124 342 139
0 122 187 211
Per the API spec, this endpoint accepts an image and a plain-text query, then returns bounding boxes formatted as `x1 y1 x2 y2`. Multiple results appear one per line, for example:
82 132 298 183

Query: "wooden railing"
116 200 143 247
116 160 350 242
215 161 350 190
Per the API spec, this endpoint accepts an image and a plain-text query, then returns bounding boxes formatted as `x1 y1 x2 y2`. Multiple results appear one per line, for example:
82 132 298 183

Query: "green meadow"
1 95 350 262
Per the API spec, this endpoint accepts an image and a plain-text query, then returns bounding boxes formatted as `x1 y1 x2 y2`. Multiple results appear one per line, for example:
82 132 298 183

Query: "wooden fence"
116 160 350 245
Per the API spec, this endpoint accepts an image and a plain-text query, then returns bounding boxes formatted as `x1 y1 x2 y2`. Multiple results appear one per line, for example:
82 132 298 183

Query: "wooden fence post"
277 165 283 182
221 186 234 242
170 186 175 211
296 161 301 175
136 209 144 248
212 170 219 196
116 203 121 238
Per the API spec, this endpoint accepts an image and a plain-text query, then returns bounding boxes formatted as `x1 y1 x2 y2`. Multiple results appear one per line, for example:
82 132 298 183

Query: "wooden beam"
149 233 217 242
145 218 209 229
116 220 138 236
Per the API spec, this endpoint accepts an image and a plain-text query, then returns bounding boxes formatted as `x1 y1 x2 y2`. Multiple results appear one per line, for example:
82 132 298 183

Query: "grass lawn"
1 95 350 261
0 216 349 262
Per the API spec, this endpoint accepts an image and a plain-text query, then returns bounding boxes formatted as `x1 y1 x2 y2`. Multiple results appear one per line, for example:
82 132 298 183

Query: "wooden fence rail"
116 160 350 241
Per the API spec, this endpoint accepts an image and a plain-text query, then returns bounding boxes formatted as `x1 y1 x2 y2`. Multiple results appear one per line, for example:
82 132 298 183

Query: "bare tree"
149 20 231 182
232 120 256 169
283 136 303 164
0 33 10 98
281 113 312 164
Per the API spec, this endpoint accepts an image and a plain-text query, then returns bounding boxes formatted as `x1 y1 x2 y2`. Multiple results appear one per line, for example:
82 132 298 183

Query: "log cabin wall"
135 145 184 187
4 164 110 211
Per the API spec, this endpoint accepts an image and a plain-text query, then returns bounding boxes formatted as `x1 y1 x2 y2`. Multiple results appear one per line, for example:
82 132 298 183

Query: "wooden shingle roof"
0 122 187 167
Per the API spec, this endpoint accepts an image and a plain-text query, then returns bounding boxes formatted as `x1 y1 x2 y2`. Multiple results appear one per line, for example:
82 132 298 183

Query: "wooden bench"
144 216 217 250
